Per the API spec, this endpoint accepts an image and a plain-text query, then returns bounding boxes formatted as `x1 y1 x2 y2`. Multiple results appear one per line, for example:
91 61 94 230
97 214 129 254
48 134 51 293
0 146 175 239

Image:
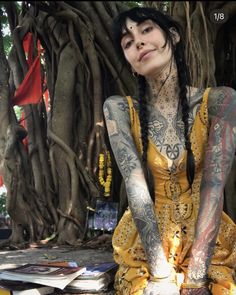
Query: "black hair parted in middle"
112 7 195 197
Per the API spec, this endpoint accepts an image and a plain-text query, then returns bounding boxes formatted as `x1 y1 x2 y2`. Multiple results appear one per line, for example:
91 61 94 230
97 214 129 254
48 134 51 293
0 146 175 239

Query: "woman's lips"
138 49 155 62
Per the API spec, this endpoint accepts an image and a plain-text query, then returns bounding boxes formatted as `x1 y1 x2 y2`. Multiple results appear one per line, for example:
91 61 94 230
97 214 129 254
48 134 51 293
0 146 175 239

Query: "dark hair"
112 7 195 198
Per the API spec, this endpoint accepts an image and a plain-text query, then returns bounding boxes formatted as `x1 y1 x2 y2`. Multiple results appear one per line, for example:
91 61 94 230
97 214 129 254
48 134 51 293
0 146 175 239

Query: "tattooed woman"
103 7 236 295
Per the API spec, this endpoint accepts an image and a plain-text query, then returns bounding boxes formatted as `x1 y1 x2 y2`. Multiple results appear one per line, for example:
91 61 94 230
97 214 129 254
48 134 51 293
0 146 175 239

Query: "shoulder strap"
126 96 135 126
202 87 211 103
125 96 143 155
201 87 211 126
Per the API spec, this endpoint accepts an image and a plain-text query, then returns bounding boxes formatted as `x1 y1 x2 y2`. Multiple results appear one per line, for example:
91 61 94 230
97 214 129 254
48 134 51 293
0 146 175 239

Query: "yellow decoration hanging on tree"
98 151 112 197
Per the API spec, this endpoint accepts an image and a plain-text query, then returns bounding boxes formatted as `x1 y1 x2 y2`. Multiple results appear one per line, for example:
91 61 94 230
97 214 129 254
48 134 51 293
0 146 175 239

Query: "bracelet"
181 282 208 289
149 274 171 283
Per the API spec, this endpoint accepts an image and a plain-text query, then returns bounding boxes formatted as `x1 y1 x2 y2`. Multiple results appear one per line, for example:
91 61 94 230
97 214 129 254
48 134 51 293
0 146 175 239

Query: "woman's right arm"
103 96 170 278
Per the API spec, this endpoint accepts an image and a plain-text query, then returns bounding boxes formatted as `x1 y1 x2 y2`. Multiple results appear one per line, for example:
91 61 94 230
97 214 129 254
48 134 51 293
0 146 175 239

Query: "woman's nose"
136 41 145 49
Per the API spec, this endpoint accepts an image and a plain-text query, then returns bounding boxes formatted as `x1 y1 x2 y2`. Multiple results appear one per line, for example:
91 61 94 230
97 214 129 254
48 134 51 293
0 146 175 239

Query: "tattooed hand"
143 281 180 295
180 287 212 295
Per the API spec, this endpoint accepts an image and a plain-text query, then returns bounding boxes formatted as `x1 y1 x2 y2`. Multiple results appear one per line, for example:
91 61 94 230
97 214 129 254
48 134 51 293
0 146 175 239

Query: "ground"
0 234 115 294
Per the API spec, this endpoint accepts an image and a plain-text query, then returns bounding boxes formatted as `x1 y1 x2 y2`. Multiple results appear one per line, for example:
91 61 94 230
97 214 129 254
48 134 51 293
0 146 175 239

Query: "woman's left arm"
185 87 236 287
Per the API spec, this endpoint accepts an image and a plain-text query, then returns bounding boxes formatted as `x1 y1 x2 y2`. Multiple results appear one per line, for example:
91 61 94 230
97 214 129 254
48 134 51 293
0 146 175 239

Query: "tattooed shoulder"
103 95 132 136
103 95 143 182
208 86 236 123
103 95 129 114
188 88 204 110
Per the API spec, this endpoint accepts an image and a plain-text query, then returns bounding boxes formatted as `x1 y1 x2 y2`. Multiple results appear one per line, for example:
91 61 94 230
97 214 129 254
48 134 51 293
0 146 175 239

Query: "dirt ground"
0 234 115 294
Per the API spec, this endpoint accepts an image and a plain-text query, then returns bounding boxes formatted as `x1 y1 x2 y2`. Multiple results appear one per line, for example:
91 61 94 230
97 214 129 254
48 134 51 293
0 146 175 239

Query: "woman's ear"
170 27 180 45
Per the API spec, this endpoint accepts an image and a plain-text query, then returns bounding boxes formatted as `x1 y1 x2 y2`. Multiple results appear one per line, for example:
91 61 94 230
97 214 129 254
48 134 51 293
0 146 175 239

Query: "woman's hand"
180 287 212 295
143 281 180 295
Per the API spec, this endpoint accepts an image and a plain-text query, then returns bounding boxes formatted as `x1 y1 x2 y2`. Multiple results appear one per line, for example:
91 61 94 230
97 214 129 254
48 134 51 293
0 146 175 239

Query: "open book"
0 263 86 289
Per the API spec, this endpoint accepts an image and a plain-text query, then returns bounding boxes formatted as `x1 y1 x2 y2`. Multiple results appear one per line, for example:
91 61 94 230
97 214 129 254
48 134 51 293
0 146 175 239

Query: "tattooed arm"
103 96 171 278
182 87 236 294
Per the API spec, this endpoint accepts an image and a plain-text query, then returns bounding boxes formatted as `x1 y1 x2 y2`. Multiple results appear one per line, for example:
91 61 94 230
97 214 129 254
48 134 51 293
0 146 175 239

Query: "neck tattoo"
147 58 175 106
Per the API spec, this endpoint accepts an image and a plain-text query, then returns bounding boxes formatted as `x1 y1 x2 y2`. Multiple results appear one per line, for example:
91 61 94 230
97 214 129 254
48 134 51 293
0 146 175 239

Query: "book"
0 263 86 290
0 279 54 294
64 262 118 293
75 262 117 280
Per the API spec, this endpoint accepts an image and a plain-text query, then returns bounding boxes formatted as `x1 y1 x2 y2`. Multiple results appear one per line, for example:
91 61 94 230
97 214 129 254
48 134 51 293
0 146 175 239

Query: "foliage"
0 6 12 56
0 2 21 55
0 190 7 216
2 33 12 56
126 1 143 8
14 106 23 121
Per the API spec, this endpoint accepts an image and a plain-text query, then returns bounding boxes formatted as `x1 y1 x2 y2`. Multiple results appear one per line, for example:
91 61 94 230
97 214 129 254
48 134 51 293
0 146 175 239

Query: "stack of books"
0 261 117 294
65 262 118 293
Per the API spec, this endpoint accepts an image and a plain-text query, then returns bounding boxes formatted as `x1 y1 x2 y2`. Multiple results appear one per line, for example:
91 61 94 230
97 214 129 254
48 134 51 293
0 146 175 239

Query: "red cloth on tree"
23 31 34 66
12 32 42 106
44 87 49 111
0 33 43 186
12 55 42 106
20 111 28 153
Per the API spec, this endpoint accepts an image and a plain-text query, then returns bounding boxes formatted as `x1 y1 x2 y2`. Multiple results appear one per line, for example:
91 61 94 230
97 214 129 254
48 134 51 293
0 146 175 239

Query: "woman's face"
121 18 173 78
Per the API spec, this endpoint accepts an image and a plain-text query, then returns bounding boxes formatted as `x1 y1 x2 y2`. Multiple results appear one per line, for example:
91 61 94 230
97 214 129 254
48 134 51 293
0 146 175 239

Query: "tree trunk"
0 1 135 246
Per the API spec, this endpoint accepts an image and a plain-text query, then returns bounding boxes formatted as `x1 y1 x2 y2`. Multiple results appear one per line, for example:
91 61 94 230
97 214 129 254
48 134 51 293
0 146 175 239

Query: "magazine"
0 263 86 290
0 279 54 294
65 262 118 293
88 200 118 232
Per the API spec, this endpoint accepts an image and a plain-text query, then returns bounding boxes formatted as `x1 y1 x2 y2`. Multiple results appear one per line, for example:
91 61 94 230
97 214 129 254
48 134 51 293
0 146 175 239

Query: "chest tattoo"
143 89 204 169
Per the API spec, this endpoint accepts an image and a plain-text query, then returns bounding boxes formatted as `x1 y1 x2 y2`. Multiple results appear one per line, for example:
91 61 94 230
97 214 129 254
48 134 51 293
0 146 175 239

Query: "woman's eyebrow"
121 30 130 39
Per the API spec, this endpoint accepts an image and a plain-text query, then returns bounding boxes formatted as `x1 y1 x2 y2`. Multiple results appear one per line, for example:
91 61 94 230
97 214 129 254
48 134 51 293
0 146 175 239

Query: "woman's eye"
142 26 153 34
124 40 133 49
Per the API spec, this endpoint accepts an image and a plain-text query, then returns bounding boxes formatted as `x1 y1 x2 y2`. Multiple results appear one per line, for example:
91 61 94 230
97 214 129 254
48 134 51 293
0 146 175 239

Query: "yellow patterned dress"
112 88 236 295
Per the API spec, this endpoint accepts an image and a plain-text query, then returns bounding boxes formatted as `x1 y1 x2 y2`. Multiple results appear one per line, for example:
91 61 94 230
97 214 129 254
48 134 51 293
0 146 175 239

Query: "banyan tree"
0 1 235 247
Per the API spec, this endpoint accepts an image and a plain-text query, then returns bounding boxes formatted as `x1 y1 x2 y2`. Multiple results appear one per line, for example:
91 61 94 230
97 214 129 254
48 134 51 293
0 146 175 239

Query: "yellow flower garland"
98 151 112 197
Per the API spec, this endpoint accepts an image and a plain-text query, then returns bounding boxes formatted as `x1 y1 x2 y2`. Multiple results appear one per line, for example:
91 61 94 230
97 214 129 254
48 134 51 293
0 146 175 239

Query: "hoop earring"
132 71 138 77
